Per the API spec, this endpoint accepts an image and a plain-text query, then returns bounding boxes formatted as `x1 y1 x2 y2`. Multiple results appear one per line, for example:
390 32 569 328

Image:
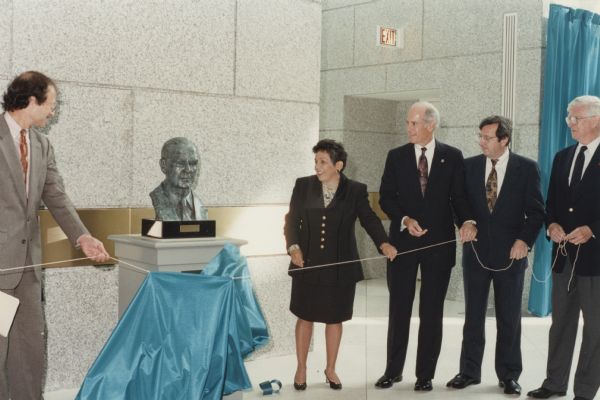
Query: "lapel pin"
441 159 445 163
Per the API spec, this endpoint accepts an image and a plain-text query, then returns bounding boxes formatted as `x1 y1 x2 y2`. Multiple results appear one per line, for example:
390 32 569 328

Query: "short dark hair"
2 71 56 112
312 139 347 171
479 115 512 145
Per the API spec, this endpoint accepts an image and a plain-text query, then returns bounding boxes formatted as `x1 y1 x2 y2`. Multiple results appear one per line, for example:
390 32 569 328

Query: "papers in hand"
0 290 19 337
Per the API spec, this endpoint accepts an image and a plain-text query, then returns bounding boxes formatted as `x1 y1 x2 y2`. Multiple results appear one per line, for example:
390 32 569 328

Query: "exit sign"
378 26 397 46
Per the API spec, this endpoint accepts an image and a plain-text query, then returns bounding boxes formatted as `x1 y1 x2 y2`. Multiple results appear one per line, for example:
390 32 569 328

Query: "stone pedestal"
108 234 247 316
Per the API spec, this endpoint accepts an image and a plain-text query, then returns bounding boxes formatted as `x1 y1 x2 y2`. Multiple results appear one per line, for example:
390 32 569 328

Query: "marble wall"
321 0 546 305
0 0 322 392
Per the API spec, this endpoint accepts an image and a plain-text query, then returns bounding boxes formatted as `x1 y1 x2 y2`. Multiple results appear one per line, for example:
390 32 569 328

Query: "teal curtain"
528 4 600 316
76 244 268 400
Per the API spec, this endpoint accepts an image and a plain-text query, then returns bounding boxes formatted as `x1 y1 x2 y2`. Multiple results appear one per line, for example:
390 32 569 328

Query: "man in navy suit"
446 115 544 395
528 96 600 400
376 101 477 392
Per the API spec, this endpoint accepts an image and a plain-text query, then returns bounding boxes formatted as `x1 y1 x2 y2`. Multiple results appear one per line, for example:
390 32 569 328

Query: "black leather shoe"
526 387 567 398
573 397 590 400
499 379 521 395
446 373 480 389
374 374 402 389
414 379 433 391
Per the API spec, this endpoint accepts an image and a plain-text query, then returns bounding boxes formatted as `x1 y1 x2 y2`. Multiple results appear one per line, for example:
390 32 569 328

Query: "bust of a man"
150 137 208 221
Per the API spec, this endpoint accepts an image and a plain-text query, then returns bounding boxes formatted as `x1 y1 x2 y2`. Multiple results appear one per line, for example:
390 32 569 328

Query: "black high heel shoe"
293 382 307 391
325 372 342 390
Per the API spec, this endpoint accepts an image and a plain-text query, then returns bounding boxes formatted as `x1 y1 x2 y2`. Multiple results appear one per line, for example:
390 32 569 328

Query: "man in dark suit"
446 115 544 395
376 101 477 391
0 71 109 400
528 95 600 400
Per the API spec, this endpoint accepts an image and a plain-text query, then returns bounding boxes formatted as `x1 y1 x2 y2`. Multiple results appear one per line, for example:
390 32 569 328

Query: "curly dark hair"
479 115 512 145
312 139 347 172
2 71 56 112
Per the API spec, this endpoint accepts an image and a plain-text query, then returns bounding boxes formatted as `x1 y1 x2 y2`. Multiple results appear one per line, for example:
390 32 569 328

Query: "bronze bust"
150 137 208 221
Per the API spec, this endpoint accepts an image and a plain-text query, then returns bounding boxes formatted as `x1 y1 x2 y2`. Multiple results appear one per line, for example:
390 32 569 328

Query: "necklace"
322 183 337 207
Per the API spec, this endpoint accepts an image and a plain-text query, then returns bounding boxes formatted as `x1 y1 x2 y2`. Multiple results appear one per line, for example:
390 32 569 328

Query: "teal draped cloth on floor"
75 243 269 400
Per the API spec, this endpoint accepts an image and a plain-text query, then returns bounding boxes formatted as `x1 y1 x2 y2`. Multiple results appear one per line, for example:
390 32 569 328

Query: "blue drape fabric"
76 243 268 399
529 4 600 316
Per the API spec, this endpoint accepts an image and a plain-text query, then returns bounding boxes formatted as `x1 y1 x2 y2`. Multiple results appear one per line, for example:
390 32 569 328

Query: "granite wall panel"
12 0 236 94
322 6 355 70
44 266 118 390
236 0 321 102
0 0 10 79
321 65 386 130
42 84 133 207
424 0 544 59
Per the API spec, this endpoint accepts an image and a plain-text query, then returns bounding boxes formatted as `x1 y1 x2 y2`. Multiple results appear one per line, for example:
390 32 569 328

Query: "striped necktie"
19 129 28 186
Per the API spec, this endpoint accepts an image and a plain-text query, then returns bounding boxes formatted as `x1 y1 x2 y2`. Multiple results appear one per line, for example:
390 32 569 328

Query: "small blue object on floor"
259 380 282 395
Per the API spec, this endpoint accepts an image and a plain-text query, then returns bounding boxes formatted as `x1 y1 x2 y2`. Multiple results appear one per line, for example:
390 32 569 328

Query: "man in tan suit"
0 71 109 400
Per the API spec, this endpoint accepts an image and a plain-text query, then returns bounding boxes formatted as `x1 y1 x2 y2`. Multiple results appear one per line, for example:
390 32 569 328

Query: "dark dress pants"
459 256 524 381
542 259 600 400
0 268 45 400
385 253 452 380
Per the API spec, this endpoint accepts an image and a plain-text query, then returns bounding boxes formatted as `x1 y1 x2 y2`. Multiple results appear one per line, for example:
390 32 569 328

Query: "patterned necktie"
570 146 587 188
418 147 428 196
19 129 28 185
486 159 498 212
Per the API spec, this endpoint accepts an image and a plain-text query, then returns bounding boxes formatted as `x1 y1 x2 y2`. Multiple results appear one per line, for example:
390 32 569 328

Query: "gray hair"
412 101 440 129
567 95 600 116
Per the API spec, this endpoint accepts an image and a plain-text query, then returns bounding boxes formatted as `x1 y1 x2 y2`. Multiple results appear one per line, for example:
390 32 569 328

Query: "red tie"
19 129 28 185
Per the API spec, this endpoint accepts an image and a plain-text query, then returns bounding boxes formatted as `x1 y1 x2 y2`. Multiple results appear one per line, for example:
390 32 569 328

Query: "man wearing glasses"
528 96 600 400
446 115 544 395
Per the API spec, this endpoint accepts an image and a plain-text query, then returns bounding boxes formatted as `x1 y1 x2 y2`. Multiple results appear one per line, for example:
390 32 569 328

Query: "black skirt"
290 278 356 323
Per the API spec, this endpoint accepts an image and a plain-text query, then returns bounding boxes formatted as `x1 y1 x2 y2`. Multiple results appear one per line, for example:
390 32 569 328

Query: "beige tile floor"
46 278 585 400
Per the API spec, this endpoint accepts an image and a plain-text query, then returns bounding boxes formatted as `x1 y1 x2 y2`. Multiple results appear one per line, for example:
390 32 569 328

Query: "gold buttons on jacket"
321 215 327 249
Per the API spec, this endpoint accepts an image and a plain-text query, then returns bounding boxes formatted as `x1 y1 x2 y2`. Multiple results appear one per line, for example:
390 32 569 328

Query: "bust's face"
162 143 199 190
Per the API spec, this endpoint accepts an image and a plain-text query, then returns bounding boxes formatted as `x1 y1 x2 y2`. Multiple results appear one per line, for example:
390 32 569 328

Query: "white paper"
0 290 19 337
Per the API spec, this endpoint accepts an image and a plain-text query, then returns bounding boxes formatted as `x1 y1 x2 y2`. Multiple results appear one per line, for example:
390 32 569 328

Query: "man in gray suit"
0 71 109 400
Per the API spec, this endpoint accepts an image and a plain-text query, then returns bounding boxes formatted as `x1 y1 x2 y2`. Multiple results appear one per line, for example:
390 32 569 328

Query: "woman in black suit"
284 139 397 390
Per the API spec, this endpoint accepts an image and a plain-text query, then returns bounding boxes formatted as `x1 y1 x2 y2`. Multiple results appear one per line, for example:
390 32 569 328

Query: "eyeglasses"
565 115 596 125
476 133 498 143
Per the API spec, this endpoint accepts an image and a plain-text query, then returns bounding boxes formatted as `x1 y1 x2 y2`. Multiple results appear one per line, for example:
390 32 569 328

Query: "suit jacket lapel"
425 141 446 197
405 144 423 197
573 144 600 201
474 155 488 209
493 152 518 213
0 114 27 204
28 132 43 210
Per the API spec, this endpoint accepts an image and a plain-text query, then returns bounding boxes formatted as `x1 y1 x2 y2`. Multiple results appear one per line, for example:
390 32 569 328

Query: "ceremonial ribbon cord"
0 256 251 280
0 239 580 286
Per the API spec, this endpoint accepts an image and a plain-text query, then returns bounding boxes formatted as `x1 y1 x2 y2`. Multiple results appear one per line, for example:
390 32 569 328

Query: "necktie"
570 146 587 188
486 159 498 212
177 198 193 220
19 129 28 186
418 147 428 196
